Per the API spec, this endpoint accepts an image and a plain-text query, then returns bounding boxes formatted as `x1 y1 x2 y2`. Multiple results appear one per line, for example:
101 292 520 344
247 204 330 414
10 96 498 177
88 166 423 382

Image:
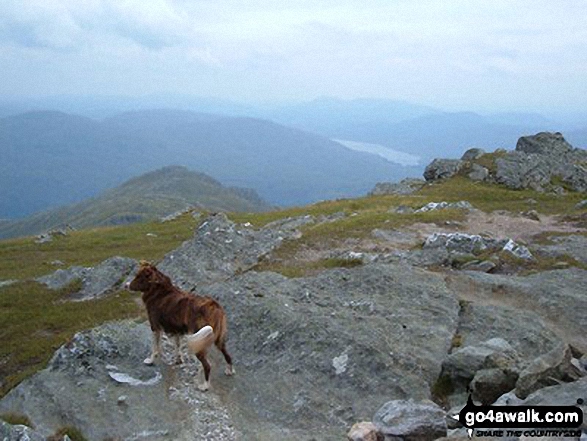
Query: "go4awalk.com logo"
453 396 584 438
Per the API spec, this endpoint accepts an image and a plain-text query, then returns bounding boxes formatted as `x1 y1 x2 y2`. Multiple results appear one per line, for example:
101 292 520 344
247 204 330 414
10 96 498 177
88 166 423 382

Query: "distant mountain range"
0 109 416 219
0 166 271 239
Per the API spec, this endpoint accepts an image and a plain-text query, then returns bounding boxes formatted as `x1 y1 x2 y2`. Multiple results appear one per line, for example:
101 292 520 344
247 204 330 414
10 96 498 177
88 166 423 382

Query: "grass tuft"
0 412 34 428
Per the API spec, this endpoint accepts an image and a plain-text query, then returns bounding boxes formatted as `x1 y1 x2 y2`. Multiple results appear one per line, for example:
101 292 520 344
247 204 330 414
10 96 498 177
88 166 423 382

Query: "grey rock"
74 257 138 301
347 422 383 441
36 266 90 290
576 200 587 210
0 279 17 288
458 269 587 354
492 390 523 406
0 421 45 441
402 247 451 267
423 233 502 254
370 178 426 196
373 399 447 441
521 210 540 222
441 338 520 392
534 235 587 265
203 264 460 439
159 205 196 222
34 233 52 244
36 257 138 301
468 164 489 181
393 205 415 214
415 201 474 213
0 321 238 441
455 303 564 360
521 377 587 431
460 260 496 273
494 132 587 192
502 239 533 260
424 159 463 181
158 212 315 290
516 132 574 155
461 148 486 161
470 368 519 405
516 342 581 399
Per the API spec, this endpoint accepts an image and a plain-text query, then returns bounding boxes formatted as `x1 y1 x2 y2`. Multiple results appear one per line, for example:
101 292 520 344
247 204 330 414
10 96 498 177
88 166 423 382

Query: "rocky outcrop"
424 132 587 192
424 159 463 181
515 342 582 399
0 321 238 440
2 263 461 440
36 257 138 301
372 399 447 441
457 268 587 353
370 178 426 196
0 421 45 441
158 212 315 290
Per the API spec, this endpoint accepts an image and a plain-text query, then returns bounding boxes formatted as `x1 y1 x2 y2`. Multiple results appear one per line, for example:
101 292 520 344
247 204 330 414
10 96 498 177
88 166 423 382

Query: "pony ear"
139 260 151 268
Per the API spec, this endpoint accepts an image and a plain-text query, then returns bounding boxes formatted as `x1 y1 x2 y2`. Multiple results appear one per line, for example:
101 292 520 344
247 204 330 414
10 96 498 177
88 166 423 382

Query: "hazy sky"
1 0 586 112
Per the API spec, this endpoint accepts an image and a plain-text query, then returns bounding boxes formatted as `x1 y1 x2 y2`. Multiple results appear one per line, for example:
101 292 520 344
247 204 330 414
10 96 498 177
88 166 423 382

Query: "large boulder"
457 269 587 354
158 212 314 290
369 178 426 196
515 342 582 399
202 264 460 439
0 422 45 441
515 132 574 155
36 257 138 301
372 399 447 441
424 159 463 181
441 338 520 395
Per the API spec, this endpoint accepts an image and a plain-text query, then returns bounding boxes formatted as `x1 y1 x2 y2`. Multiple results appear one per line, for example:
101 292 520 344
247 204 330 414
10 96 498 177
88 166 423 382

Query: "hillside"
0 132 586 440
0 110 416 219
0 166 270 239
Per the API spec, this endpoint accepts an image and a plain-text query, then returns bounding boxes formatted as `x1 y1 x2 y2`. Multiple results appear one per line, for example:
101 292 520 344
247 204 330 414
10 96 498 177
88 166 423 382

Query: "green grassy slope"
0 166 271 240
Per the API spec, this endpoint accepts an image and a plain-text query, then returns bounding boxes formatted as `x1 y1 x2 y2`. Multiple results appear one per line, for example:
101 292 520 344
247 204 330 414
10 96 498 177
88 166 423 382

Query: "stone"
515 132 573 155
423 233 500 255
470 368 518 405
460 260 496 273
424 159 463 181
461 148 486 161
415 201 474 213
575 200 587 210
516 342 582 399
468 164 489 181
370 178 426 196
373 399 447 441
0 421 45 441
36 257 138 301
459 269 587 354
521 377 587 431
393 205 415 214
521 210 540 222
502 239 533 260
158 212 315 290
441 338 520 392
348 422 383 441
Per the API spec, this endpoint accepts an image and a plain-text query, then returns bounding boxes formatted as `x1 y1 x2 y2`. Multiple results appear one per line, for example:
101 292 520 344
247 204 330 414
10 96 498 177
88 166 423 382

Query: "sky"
0 0 586 114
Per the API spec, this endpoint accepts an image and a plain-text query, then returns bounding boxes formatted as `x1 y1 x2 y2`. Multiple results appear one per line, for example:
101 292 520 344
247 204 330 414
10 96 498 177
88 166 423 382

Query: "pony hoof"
225 366 235 376
143 357 155 365
198 381 210 392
